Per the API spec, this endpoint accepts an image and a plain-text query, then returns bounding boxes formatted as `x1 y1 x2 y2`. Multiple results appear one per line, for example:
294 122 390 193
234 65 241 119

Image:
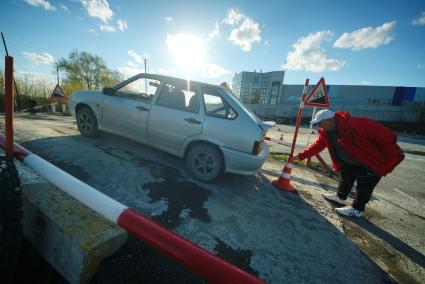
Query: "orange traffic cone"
272 156 295 191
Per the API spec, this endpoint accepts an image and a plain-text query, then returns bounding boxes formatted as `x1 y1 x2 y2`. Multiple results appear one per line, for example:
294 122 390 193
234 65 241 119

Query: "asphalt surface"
2 112 424 283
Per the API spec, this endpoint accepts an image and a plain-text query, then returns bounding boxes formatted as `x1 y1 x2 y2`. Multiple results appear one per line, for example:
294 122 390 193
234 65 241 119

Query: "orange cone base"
272 178 295 191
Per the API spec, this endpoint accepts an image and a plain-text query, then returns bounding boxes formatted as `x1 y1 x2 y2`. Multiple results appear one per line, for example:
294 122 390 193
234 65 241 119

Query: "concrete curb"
22 182 127 284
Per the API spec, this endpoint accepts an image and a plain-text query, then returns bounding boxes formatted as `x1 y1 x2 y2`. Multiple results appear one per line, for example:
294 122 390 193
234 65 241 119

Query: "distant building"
232 70 284 105
232 70 425 124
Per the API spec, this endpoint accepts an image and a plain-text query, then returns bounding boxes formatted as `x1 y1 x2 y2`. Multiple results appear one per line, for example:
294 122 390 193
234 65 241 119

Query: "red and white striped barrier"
0 133 264 284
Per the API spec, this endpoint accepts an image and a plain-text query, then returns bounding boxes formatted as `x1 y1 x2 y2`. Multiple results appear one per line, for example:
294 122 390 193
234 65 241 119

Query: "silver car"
68 74 272 181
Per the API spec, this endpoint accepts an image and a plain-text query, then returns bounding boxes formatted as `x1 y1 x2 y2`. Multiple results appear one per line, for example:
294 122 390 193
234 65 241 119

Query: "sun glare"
166 33 205 71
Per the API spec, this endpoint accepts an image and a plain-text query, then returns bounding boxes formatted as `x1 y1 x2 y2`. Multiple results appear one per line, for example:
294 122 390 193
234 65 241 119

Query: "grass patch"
268 151 341 181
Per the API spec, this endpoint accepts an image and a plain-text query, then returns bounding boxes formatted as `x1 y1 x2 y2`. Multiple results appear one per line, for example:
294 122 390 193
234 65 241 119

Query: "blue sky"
1 0 424 87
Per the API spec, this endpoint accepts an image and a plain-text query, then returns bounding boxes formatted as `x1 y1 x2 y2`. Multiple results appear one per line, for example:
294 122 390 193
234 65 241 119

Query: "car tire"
185 144 223 182
77 107 99 137
0 155 22 284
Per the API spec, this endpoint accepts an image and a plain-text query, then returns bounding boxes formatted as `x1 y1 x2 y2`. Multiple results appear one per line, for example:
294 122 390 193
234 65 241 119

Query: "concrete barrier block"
22 182 127 284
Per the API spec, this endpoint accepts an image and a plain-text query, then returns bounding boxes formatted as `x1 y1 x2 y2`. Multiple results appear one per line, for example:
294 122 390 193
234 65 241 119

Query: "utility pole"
57 66 60 85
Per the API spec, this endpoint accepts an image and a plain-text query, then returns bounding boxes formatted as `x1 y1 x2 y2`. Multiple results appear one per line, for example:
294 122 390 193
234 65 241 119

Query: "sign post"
272 78 309 191
50 83 68 113
272 77 330 191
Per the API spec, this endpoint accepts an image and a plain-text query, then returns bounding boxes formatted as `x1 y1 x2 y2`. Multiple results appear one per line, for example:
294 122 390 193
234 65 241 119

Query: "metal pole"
5 56 14 158
306 106 317 146
144 57 147 94
288 79 309 159
1 32 9 56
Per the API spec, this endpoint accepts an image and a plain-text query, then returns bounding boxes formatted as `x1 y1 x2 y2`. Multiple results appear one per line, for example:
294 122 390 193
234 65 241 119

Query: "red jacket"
297 111 405 176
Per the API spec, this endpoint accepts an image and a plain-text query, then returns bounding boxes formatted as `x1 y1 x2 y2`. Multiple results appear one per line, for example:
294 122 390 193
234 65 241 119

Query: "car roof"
114 73 227 92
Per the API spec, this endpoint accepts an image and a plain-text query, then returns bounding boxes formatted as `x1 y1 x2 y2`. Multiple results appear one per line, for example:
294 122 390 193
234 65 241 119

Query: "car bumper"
220 144 269 175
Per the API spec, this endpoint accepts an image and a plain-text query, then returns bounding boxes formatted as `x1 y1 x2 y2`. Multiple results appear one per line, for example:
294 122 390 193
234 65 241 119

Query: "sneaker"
335 206 363 217
322 194 346 205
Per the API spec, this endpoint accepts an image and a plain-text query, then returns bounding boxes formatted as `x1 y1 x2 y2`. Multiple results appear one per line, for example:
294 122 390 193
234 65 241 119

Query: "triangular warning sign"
51 84 67 98
304 77 329 107
50 84 68 103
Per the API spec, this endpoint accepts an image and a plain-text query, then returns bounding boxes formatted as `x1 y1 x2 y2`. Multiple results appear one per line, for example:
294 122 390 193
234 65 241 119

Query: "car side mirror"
103 87 115 96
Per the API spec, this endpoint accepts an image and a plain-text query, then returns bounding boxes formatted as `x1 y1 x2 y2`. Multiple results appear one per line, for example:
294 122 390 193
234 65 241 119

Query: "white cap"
310 109 335 125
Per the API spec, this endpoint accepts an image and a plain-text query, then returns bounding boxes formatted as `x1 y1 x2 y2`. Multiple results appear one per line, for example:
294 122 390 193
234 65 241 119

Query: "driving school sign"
304 77 329 107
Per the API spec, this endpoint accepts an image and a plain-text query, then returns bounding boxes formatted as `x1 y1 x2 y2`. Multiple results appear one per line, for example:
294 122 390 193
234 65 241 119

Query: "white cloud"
223 9 261 51
117 19 128 31
334 21 396 50
155 68 177 76
88 28 97 34
127 61 137 68
361 80 372 85
24 0 55 11
412 12 425 26
201 63 231 78
60 4 68 11
80 0 113 23
128 50 145 64
165 17 174 25
283 31 345 72
22 51 55 65
117 62 144 78
223 8 244 25
99 24 116 32
229 17 261 51
208 21 220 40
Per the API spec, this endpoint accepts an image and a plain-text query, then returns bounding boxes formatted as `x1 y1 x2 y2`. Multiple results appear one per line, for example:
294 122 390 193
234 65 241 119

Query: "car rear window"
202 87 237 119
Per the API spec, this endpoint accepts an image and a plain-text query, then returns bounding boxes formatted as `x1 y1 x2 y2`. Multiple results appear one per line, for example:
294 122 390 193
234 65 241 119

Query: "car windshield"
219 88 261 123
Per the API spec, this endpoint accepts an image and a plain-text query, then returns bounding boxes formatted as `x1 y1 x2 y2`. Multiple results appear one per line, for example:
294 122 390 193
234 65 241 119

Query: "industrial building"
232 70 425 124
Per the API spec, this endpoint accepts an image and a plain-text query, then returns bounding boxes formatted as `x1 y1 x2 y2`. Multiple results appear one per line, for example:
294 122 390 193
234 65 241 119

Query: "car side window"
116 78 160 102
156 82 199 113
202 88 237 119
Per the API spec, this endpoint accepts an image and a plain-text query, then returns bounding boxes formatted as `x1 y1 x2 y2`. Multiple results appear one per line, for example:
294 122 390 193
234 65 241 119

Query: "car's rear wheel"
185 144 223 182
77 107 99 137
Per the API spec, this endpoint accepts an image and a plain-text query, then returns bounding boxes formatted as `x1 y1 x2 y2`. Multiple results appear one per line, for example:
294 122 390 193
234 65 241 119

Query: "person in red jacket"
296 109 404 217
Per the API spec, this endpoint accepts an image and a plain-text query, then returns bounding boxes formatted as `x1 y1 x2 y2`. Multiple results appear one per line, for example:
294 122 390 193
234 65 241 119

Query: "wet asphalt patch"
214 238 259 276
143 178 212 229
20 141 90 182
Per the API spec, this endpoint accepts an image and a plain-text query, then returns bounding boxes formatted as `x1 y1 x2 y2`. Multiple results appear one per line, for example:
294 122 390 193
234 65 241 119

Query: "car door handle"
184 118 202 124
136 105 149 111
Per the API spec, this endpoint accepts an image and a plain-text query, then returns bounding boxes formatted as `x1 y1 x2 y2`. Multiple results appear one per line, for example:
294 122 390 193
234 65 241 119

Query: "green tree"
56 50 121 92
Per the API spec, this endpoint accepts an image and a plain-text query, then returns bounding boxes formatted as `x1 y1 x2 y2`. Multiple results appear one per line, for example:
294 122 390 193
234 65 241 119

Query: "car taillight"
252 141 261 155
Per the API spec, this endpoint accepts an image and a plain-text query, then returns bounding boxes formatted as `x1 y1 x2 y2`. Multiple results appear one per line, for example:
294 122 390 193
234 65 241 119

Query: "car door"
102 77 161 143
148 81 204 154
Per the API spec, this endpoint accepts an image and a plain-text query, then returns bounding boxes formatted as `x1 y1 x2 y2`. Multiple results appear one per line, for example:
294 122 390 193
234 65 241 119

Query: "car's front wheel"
185 144 223 182
76 107 99 137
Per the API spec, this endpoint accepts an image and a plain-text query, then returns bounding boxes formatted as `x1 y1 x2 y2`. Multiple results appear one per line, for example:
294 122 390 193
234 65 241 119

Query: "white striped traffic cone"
272 156 295 191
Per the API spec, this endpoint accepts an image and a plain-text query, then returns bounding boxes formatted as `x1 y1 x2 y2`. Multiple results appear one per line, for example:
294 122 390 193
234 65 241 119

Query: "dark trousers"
337 164 381 212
